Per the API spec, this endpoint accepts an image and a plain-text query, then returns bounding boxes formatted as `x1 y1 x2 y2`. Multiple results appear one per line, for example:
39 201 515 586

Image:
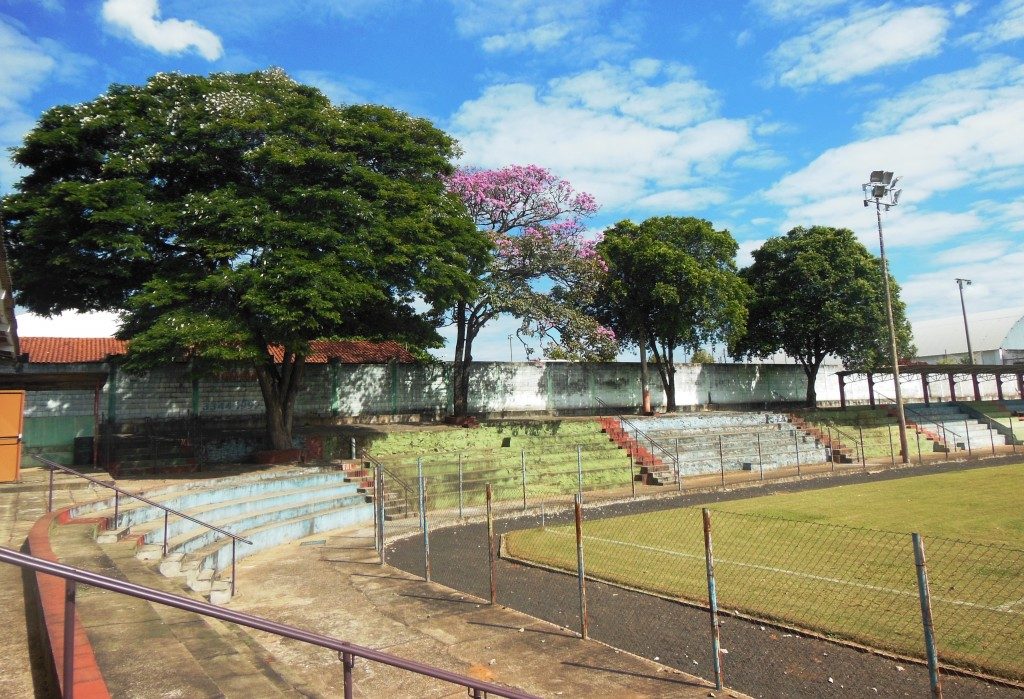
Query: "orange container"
0 390 25 483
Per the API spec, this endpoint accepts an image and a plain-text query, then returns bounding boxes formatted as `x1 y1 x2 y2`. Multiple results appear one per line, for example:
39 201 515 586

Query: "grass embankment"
367 420 634 505
505 463 1024 679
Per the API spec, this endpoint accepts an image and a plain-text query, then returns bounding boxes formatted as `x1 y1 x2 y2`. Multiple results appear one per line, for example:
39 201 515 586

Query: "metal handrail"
870 393 966 450
34 454 252 595
0 546 537 699
593 397 679 470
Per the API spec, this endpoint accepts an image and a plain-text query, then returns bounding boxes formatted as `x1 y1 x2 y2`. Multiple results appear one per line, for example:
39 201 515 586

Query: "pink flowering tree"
445 165 618 417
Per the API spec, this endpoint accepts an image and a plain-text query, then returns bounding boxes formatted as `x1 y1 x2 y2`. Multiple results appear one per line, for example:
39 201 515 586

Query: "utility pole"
955 278 975 364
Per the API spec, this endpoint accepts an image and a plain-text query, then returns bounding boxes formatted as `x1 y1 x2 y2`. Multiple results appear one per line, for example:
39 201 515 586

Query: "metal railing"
34 454 252 596
0 546 536 699
594 397 680 475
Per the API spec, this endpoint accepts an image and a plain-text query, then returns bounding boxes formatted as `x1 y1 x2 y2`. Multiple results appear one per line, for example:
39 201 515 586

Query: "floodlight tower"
863 170 909 464
955 278 975 364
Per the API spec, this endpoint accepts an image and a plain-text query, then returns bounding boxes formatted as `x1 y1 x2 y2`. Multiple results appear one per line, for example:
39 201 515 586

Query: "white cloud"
15 310 121 337
0 18 93 191
753 0 846 21
292 70 365 105
862 55 1024 133
963 0 1024 46
450 61 754 210
737 238 767 267
450 0 623 55
634 188 729 211
953 2 973 17
901 244 1024 320
101 0 223 61
932 240 1008 266
735 29 753 47
767 5 950 87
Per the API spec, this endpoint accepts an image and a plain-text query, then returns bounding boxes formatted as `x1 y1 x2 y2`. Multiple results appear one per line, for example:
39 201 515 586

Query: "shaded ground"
388 456 1024 699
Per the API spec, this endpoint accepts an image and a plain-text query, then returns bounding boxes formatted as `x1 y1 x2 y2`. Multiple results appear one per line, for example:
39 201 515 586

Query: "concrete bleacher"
623 411 826 484
69 466 373 603
902 403 1008 452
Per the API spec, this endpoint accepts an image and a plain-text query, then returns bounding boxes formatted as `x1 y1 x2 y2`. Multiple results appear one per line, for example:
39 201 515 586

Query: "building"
912 306 1024 365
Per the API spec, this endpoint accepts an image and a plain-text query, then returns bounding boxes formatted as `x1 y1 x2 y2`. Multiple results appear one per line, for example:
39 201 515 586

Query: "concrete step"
49 519 304 697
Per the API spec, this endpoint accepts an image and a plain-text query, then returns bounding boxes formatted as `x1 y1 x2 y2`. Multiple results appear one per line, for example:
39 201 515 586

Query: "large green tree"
2 69 486 448
596 216 748 412
733 225 914 406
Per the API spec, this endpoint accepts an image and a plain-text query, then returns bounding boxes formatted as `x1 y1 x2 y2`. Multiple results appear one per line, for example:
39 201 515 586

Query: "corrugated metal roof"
21 337 416 364
912 306 1024 358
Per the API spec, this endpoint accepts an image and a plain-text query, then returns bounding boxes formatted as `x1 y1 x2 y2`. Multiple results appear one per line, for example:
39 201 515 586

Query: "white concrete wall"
21 359 1024 421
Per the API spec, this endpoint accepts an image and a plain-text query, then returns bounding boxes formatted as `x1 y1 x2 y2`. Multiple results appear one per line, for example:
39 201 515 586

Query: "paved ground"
227 526 741 698
1 464 745 698
387 456 1024 699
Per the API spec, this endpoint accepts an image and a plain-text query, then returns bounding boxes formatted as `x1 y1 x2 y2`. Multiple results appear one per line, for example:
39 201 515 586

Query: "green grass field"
504 463 1024 680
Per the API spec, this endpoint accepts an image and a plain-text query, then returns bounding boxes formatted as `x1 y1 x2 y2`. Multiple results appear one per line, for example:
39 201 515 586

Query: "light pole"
955 278 975 364
508 334 513 363
863 170 909 464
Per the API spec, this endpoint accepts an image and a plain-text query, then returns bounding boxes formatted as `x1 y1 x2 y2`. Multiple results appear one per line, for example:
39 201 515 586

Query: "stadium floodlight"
862 169 910 464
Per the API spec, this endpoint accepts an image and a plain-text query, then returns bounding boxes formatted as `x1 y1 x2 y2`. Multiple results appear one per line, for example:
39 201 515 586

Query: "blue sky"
2 0 1023 361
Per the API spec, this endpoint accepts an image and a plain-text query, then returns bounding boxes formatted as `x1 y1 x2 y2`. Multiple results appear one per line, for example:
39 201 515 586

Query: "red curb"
26 510 113 699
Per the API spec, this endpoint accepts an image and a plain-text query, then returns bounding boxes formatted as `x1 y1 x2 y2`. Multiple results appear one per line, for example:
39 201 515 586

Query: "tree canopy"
445 165 615 417
2 69 487 447
733 225 914 406
596 216 748 411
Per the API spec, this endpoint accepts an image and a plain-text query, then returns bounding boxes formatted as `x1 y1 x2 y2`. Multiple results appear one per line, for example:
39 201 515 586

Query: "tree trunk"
801 358 823 408
452 301 469 417
254 352 306 450
666 345 677 413
639 329 651 414
649 339 674 413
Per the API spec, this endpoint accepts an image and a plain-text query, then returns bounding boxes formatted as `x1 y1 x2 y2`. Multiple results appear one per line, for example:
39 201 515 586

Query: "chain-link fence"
484 505 1024 687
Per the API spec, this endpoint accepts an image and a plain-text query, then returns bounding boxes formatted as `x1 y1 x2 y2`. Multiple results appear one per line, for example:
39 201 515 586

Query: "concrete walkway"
227 526 742 698
1 465 747 698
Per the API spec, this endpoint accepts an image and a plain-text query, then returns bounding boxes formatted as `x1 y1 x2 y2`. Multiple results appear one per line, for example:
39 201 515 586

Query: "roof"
21 337 128 363
19 337 415 364
912 306 1024 358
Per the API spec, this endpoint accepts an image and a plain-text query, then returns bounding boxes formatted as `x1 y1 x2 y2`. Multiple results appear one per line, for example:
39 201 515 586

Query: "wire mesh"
496 504 1024 683
922 536 1024 680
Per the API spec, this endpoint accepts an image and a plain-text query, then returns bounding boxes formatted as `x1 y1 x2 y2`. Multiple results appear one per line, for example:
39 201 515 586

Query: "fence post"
826 426 834 472
793 431 801 476
858 424 866 470
458 453 464 519
916 430 923 465
48 466 54 513
421 477 431 582
756 432 764 480
577 445 583 501
341 651 355 699
377 465 386 566
718 435 725 487
486 484 496 604
64 578 76 695
574 494 588 640
521 450 528 511
702 508 724 690
964 420 972 456
676 437 683 491
912 533 943 698
629 453 635 496
888 423 896 466
417 457 424 531
1010 415 1017 453
988 422 995 455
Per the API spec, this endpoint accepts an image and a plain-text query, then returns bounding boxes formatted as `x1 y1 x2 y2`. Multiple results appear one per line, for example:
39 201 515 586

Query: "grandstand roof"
912 306 1024 358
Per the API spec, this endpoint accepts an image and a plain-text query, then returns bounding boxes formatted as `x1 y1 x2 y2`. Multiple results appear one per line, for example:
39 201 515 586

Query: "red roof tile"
21 337 127 363
20 337 415 364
